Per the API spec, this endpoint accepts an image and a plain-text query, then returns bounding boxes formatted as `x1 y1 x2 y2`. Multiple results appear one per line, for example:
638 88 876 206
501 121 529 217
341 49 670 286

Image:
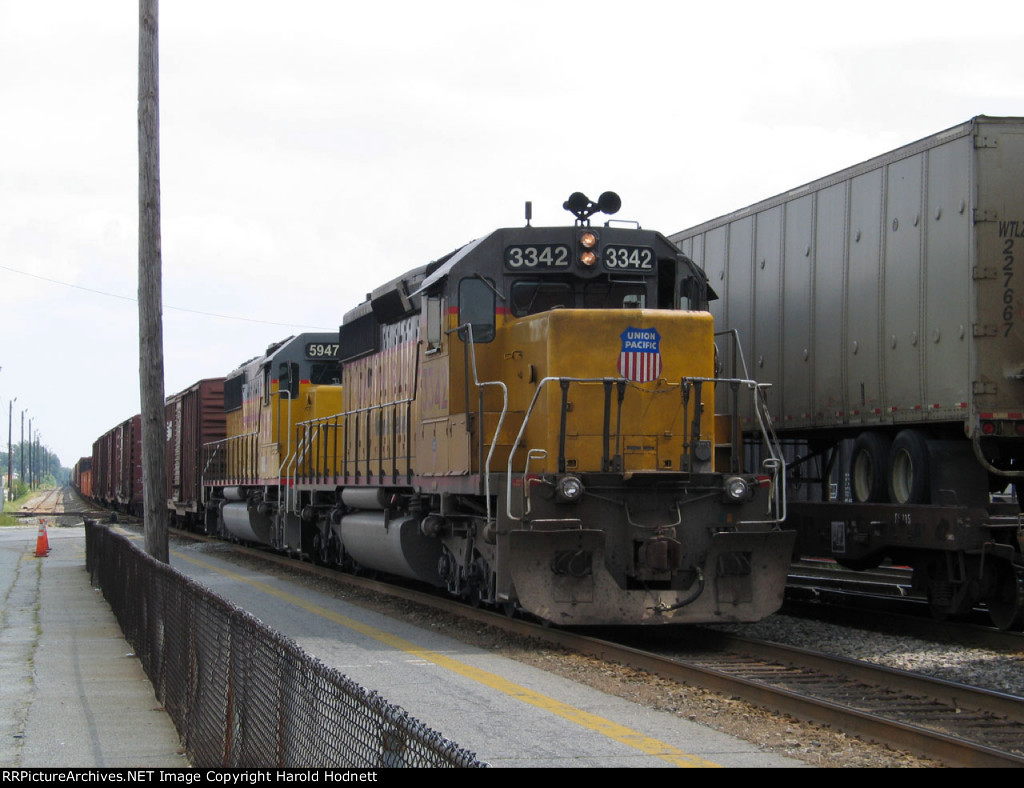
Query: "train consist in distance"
671 116 1024 628
75 193 794 627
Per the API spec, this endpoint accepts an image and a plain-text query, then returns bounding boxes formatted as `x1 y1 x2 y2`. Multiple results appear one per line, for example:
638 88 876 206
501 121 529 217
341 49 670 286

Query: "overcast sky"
1 0 1022 470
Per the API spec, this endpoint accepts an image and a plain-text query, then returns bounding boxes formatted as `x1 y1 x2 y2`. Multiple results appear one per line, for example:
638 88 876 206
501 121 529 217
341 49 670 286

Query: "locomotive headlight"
723 475 753 503
578 231 599 267
556 475 585 502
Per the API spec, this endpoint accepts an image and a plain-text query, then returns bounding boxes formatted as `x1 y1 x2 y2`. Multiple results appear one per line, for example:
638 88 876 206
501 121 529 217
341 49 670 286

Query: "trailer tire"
851 431 891 503
889 429 930 504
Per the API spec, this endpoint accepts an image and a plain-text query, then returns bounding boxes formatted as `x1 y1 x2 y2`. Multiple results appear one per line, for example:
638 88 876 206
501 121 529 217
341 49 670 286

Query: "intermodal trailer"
670 116 1024 627
671 116 1024 506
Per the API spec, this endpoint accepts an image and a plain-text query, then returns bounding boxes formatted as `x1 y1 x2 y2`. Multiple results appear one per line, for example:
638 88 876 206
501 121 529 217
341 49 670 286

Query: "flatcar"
197 194 794 625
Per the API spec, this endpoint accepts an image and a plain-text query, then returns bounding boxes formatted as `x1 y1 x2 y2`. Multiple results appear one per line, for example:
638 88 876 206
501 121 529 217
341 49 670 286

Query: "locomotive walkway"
0 517 807 769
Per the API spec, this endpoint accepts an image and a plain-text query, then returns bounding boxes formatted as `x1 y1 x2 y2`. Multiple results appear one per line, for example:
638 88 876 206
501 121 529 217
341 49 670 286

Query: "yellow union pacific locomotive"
202 194 794 625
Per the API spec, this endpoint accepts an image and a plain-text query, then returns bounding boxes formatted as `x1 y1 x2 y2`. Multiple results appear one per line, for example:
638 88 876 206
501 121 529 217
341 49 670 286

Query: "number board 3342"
504 244 571 270
603 245 655 272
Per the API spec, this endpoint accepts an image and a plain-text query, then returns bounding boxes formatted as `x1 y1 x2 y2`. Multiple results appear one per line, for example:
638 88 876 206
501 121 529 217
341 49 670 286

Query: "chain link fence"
84 521 487 768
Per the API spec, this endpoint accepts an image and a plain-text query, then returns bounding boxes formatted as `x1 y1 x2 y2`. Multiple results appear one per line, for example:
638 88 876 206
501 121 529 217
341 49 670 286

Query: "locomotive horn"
563 191 621 222
563 192 591 218
598 191 621 215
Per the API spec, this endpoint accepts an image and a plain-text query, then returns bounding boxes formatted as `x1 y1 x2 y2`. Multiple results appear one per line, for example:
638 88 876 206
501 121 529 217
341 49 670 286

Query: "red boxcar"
72 456 93 500
92 432 113 509
165 378 226 530
92 415 142 516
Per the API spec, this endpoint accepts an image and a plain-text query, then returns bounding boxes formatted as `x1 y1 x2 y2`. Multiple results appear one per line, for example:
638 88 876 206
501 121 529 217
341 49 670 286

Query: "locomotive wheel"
888 429 930 505
465 555 491 608
326 534 344 570
851 432 891 503
986 564 1024 631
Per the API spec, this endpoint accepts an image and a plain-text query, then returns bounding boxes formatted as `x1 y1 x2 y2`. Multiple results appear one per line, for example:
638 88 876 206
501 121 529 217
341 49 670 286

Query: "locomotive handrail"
278 389 294 486
283 421 324 515
522 448 546 517
684 376 787 525
451 323 508 528
292 345 421 484
714 328 752 380
202 432 259 483
506 375 625 523
749 383 787 524
505 374 787 526
713 328 788 524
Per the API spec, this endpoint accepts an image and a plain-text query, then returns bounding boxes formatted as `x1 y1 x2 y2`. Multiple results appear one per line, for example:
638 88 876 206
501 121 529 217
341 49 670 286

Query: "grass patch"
1 491 35 526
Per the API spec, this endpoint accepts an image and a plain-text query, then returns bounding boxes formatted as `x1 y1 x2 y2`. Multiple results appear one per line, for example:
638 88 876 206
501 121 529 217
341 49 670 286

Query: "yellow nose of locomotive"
500 308 717 476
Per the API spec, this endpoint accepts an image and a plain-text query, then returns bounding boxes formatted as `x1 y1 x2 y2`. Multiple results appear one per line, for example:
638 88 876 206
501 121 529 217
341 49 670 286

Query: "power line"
0 263 334 330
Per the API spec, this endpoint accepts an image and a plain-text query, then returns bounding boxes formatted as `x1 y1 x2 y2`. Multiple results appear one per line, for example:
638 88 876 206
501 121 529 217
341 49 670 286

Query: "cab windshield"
509 280 646 317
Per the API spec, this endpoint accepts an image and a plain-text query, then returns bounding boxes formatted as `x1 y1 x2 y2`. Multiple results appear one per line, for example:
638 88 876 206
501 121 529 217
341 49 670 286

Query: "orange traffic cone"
35 519 49 557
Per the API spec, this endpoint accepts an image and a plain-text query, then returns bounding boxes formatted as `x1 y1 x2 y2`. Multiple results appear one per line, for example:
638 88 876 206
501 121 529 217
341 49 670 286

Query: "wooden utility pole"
138 0 168 562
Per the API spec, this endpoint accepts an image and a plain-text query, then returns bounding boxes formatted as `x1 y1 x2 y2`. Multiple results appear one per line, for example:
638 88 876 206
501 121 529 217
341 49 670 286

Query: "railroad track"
163 529 1024 768
15 487 65 516
17 486 121 521
640 631 1024 768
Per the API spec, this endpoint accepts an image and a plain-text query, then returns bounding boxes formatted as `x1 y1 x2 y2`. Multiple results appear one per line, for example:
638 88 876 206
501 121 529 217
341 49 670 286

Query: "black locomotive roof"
412 234 492 295
342 264 430 326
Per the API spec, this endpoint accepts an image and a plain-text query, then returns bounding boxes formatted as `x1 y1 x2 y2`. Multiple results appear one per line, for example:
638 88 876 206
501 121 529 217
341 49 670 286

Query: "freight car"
91 414 143 517
165 378 226 529
72 456 92 500
670 116 1024 627
199 194 794 626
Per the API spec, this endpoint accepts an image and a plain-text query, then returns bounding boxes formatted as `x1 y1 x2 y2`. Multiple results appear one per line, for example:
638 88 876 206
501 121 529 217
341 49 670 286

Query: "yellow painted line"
174 549 721 768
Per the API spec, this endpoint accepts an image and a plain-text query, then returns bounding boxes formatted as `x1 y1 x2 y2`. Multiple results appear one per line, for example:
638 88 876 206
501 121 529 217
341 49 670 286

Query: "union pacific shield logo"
618 327 662 382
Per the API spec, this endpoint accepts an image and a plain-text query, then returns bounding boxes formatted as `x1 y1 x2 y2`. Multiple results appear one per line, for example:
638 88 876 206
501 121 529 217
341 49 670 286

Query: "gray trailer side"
670 116 1024 627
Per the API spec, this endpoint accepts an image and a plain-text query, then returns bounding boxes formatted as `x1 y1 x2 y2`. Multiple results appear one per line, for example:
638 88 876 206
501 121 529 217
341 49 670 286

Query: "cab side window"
425 295 444 352
680 276 706 311
458 278 496 343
